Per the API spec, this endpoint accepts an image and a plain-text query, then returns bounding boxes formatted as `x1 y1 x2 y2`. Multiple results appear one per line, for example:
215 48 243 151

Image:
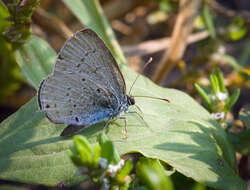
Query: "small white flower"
118 159 125 168
107 159 125 178
211 46 226 61
216 92 227 101
99 157 108 169
211 112 225 120
211 94 216 100
218 46 226 54
211 53 220 61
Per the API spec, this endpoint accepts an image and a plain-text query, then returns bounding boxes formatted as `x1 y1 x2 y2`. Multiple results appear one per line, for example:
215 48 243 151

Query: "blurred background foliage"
0 0 249 189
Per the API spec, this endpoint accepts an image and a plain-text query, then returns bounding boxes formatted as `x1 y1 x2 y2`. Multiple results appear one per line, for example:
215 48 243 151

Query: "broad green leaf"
0 64 246 189
14 35 55 89
62 0 126 66
0 185 28 190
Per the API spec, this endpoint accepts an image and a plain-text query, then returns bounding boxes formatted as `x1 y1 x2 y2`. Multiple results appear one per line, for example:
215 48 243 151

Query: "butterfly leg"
118 116 128 139
102 118 112 133
127 110 149 129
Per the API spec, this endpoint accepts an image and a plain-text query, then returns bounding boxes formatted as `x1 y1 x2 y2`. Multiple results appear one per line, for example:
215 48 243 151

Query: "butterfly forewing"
38 29 127 126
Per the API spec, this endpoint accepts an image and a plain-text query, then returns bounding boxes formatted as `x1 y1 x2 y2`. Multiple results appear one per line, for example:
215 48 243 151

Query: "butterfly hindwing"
38 29 127 127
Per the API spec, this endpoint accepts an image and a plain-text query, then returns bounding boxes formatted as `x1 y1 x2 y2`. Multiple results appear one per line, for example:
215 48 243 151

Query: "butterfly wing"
38 29 126 126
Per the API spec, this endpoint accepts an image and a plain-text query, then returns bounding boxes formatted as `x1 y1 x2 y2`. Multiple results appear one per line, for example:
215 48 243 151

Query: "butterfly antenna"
128 57 153 95
133 95 171 103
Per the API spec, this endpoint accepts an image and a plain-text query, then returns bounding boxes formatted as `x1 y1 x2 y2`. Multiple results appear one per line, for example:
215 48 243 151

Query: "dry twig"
122 30 209 57
103 0 145 20
32 7 73 40
152 0 202 84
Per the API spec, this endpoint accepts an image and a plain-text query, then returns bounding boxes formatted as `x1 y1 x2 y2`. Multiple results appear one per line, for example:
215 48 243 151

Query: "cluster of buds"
195 68 240 128
69 134 133 190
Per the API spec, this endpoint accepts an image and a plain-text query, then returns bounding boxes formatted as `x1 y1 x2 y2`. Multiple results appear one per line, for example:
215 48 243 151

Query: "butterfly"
38 29 136 136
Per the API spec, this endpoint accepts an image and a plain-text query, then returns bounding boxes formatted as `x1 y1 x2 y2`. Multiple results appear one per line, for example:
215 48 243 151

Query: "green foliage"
0 185 28 190
0 62 245 189
0 36 23 99
201 3 216 39
156 0 178 13
220 54 243 72
231 130 250 156
1 0 40 46
0 1 11 31
239 104 250 127
136 158 174 190
231 104 250 156
70 133 133 189
195 68 240 127
227 17 247 41
0 2 22 98
15 35 55 89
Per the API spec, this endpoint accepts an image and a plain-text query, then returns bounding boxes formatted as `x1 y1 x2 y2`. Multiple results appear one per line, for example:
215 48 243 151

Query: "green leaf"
228 17 247 41
214 68 226 93
93 145 101 168
62 0 126 66
0 1 11 32
202 4 216 39
73 135 93 166
14 35 55 89
101 141 117 165
136 158 174 190
0 185 29 190
194 83 212 111
0 68 245 189
209 74 219 94
0 60 245 189
225 88 240 112
220 54 243 72
239 104 250 127
98 133 120 164
0 36 23 99
231 130 250 156
68 149 84 166
191 183 207 190
116 159 133 183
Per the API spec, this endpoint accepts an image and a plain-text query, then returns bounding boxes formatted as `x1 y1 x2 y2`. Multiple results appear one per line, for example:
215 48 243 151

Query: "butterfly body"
38 29 134 136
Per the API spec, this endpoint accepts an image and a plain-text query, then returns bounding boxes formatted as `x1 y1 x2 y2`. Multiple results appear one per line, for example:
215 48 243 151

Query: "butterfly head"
127 95 135 106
